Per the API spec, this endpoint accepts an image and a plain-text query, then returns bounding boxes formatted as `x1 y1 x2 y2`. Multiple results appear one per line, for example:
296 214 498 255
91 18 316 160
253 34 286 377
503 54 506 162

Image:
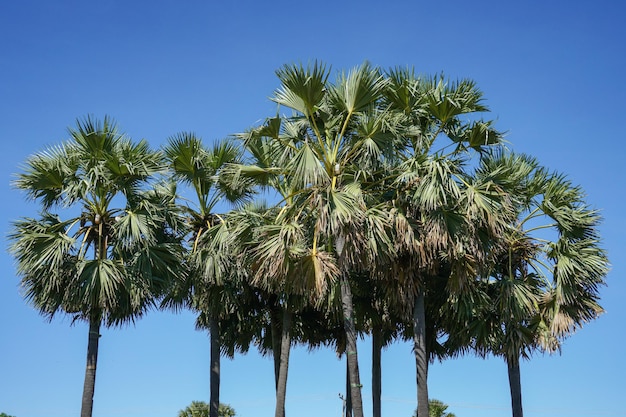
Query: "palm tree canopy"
162 132 260 361
445 150 609 361
9 116 184 326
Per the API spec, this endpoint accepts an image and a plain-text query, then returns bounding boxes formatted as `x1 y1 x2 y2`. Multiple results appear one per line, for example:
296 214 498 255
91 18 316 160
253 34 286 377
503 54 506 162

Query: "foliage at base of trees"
413 399 456 417
177 401 236 417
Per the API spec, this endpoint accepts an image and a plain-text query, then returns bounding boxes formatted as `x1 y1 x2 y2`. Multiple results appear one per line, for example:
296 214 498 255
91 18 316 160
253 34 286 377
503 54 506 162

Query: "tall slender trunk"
345 359 352 417
209 317 220 417
372 324 382 417
274 310 292 417
80 314 101 417
507 355 523 417
413 291 429 417
269 297 282 390
339 273 364 417
81 228 105 417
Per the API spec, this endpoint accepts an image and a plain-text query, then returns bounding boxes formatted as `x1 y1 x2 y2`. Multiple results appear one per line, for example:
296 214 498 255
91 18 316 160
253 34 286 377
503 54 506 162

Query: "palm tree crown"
11 115 183 324
9 116 184 417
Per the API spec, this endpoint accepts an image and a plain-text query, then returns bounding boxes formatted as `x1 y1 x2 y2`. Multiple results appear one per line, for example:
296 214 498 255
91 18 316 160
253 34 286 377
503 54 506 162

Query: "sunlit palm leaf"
287 141 330 189
273 61 329 117
328 62 387 115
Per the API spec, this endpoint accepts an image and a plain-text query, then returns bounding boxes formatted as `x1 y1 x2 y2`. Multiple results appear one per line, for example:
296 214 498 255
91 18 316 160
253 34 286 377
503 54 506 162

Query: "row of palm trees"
10 62 608 417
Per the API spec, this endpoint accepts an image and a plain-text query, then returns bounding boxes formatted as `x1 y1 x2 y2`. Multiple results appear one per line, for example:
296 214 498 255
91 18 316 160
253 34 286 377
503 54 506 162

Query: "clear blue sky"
1 1 624 416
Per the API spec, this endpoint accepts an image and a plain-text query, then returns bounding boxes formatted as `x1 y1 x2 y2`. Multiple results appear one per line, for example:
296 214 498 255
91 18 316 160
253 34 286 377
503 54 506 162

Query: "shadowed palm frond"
424 75 489 124
294 249 340 300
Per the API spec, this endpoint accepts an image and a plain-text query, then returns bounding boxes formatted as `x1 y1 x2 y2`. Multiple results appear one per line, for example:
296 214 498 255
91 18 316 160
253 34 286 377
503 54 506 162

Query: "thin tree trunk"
413 291 429 417
209 317 220 417
270 297 282 390
507 356 523 417
339 273 364 417
80 314 101 417
372 324 382 417
274 310 292 417
345 359 352 417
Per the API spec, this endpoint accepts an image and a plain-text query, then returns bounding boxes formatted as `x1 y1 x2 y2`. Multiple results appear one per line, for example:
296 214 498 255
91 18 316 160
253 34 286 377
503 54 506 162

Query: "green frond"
165 133 250 213
114 209 156 248
77 259 127 312
130 242 184 287
328 62 387 115
384 66 425 115
223 163 278 189
210 138 243 171
446 120 503 151
424 75 489 124
9 215 77 277
257 116 282 139
347 111 398 169
13 143 73 208
69 115 123 159
273 61 329 116
287 142 330 189
327 188 363 233
107 138 165 187
164 132 214 191
406 155 463 211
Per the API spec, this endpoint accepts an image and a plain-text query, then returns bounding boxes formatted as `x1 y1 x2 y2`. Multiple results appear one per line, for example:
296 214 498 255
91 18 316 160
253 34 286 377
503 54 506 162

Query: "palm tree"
455 151 609 417
381 68 505 417
200 203 299 417
229 125 303 417
163 133 251 417
233 61 402 417
236 63 506 417
9 116 184 417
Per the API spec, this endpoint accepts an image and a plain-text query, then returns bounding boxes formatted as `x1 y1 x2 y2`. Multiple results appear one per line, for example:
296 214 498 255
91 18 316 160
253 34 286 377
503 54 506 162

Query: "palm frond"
294 249 339 298
287 141 330 189
424 75 489 124
12 143 73 208
273 61 329 117
328 62 387 115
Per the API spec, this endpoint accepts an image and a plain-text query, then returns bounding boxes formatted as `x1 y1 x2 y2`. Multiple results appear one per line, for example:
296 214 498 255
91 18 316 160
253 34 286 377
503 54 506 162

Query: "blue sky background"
1 1 624 416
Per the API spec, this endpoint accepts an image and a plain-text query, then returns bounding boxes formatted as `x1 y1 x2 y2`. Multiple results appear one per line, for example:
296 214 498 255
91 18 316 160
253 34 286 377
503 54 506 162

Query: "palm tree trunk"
270 297 282 390
372 324 382 417
209 317 220 417
345 359 352 417
80 314 101 417
413 290 429 417
274 310 292 417
339 273 364 417
507 356 523 417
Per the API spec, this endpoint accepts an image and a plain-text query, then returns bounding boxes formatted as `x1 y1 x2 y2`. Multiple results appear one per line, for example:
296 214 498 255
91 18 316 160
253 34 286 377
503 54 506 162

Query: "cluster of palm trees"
10 62 608 417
